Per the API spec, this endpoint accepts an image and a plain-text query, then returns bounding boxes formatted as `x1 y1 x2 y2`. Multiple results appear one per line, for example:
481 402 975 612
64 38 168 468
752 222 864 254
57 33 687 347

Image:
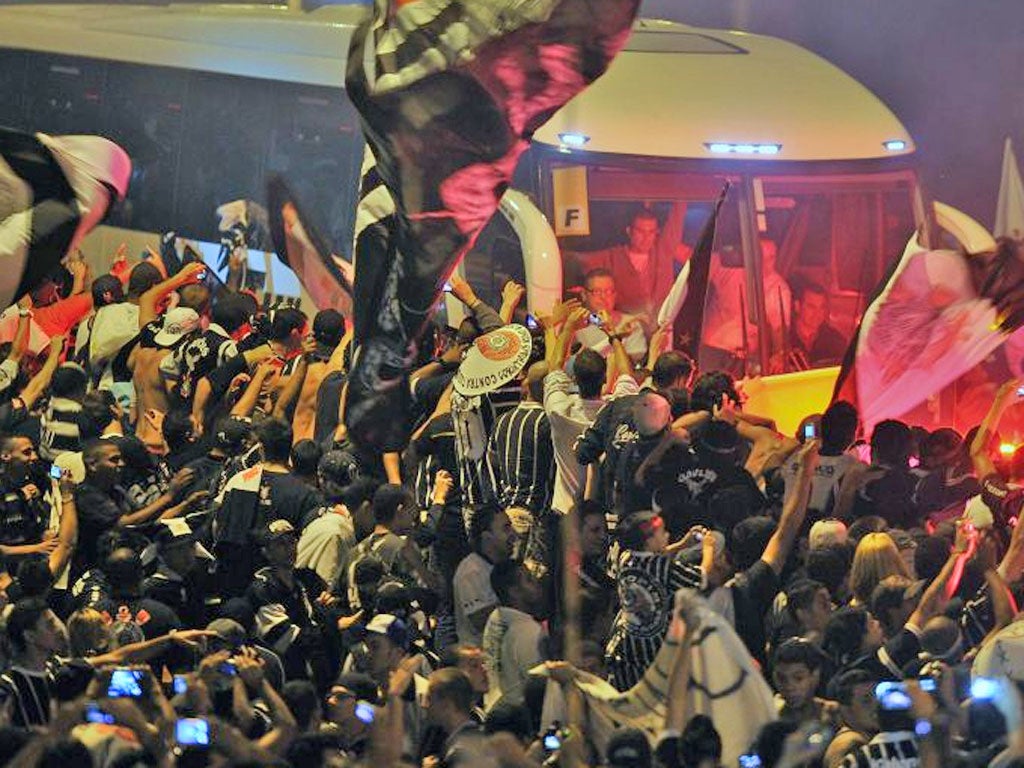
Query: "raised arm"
138 262 205 327
19 335 66 410
972 379 1020 479
762 440 818 574
499 280 525 324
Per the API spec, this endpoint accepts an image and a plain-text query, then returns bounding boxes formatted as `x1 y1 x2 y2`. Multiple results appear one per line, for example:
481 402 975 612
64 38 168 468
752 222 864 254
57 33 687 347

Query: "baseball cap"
154 307 200 347
152 518 214 561
205 618 247 648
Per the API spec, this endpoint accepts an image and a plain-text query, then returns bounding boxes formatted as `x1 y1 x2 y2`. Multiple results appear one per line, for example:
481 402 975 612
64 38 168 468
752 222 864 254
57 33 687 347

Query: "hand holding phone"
49 464 63 480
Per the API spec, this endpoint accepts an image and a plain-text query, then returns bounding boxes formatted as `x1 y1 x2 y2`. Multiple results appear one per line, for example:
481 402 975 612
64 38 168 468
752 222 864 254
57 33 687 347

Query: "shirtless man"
289 309 347 443
129 307 200 454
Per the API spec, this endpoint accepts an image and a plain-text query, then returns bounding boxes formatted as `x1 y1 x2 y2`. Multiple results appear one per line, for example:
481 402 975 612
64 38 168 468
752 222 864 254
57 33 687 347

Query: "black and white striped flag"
0 127 131 311
343 0 642 451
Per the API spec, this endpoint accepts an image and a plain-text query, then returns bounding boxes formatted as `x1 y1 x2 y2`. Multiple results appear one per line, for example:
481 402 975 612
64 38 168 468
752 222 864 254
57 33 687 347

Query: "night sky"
640 0 1024 231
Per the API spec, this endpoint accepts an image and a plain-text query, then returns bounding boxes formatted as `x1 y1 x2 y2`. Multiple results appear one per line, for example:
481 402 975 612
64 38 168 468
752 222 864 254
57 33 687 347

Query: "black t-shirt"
261 470 324 530
789 322 847 368
852 466 920 529
72 482 126 579
842 625 922 681
728 559 781 664
981 473 1024 526
314 369 347 446
575 394 640 508
0 466 53 547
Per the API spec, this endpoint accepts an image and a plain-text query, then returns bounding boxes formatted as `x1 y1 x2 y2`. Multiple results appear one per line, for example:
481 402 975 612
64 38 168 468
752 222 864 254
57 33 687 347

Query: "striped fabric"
342 0 641 452
488 401 554 513
0 128 130 311
39 396 83 461
0 661 61 728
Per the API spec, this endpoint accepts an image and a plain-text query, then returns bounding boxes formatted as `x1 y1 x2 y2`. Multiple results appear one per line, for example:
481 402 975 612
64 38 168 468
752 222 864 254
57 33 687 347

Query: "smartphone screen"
354 701 375 724
107 669 144 698
875 681 911 711
526 314 540 331
175 718 210 747
84 702 115 725
49 464 63 479
172 674 188 696
803 423 817 440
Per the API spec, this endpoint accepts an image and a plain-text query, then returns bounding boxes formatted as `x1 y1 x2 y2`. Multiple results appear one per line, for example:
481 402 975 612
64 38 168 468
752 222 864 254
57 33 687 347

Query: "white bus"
0 2 991 432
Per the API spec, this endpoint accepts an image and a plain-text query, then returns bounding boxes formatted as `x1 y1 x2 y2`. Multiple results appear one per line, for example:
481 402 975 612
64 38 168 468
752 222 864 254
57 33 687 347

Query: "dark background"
640 0 1024 230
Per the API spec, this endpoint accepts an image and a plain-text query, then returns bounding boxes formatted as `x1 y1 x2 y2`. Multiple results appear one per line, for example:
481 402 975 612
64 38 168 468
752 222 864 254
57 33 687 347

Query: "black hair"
211 293 253 334
617 512 660 552
772 637 825 672
729 516 776 571
823 606 869 667
5 597 49 652
830 668 875 705
469 502 503 552
340 477 378 512
312 309 346 348
14 557 53 599
871 419 913 467
268 307 307 341
785 579 827 622
577 499 606 526
490 559 524 605
750 721 799 768
678 714 722 767
652 351 694 390
690 371 738 413
50 364 88 400
282 680 321 732
795 280 828 302
91 274 124 307
821 400 859 452
162 409 194 452
104 548 143 595
483 701 533 741
291 439 322 477
286 733 345 768
256 418 293 463
805 544 852 599
79 390 117 441
372 484 414 526
127 262 162 299
573 348 606 400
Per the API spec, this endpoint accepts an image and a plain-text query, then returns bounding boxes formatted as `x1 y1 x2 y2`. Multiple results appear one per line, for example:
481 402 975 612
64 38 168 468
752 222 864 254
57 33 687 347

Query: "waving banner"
343 0 642 451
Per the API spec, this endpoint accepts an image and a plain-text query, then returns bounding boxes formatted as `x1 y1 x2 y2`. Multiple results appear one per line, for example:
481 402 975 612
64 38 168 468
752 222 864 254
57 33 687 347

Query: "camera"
875 681 912 711
354 701 375 725
172 674 189 696
49 464 63 480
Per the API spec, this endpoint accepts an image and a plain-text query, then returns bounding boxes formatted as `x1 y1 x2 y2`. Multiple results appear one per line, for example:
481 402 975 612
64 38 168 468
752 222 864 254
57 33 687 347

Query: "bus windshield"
538 155 919 376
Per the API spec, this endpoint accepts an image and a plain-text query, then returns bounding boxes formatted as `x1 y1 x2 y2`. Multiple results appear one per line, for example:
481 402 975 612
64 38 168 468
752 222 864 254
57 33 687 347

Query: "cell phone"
443 281 453 293
49 464 63 480
172 674 189 695
175 717 210 747
693 531 704 542
971 677 1000 701
803 422 817 440
738 754 763 768
875 681 912 711
543 726 561 753
219 661 237 676
354 701 375 725
525 314 540 331
588 312 602 327
196 270 207 281
918 677 937 694
1017 386 1024 397
84 701 115 725
107 668 145 698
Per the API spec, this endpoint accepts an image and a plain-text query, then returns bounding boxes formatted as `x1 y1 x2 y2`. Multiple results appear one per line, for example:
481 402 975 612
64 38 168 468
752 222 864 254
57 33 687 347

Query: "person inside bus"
787 282 847 371
700 237 791 376
575 268 648 361
569 204 688 324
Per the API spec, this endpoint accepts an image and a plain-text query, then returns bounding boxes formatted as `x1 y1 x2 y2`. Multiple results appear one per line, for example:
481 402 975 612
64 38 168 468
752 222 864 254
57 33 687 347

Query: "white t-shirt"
781 450 863 512
575 321 648 360
296 508 355 586
453 552 496 647
482 605 547 709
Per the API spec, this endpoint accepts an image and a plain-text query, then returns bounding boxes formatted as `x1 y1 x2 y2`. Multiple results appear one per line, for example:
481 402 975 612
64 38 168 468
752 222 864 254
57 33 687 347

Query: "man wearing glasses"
576 268 649 361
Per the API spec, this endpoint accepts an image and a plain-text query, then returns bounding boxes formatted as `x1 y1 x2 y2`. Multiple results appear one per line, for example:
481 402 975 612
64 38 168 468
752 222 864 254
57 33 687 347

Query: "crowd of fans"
3 249 1024 768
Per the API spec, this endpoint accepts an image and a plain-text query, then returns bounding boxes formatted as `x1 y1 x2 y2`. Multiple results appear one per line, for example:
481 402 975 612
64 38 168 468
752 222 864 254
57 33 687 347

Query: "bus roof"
0 3 914 162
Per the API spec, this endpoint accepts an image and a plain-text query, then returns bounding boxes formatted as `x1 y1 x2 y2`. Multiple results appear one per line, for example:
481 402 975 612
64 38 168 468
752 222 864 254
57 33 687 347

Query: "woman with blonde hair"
849 532 911 606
